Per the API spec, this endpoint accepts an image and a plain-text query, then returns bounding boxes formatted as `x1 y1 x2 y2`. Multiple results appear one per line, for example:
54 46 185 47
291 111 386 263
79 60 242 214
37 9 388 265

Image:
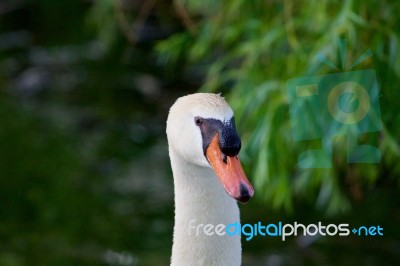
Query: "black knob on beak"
218 118 241 156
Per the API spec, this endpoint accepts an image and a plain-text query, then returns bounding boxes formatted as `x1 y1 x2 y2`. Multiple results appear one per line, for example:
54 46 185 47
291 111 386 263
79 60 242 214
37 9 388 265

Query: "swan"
166 93 254 266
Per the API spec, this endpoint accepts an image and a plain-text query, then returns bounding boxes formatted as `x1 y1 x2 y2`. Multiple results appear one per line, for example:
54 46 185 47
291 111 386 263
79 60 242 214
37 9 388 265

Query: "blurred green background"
0 0 399 265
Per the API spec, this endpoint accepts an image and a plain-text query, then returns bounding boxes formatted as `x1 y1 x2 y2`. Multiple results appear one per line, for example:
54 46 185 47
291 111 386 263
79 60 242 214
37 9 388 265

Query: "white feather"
167 93 241 266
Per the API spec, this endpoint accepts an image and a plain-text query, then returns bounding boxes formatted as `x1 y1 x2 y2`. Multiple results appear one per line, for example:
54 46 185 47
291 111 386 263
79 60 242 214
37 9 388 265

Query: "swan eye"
194 117 203 126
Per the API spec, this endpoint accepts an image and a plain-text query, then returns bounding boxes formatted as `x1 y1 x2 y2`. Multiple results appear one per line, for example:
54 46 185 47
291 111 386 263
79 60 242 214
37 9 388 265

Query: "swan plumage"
167 93 254 266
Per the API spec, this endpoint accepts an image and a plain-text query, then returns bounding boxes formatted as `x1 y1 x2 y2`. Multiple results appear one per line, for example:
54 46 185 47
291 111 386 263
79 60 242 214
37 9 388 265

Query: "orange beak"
206 134 254 203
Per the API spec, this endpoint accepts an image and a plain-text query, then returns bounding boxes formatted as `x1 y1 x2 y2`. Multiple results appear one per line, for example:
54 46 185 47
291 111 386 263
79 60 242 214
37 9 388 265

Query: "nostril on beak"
222 153 227 164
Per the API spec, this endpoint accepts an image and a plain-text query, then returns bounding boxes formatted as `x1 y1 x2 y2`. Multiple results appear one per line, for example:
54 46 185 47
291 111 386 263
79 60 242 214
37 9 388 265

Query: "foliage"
156 0 400 215
0 1 175 264
1 0 400 265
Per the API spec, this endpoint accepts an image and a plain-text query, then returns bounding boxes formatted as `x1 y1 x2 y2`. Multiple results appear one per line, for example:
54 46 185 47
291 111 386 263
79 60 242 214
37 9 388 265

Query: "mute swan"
167 93 254 266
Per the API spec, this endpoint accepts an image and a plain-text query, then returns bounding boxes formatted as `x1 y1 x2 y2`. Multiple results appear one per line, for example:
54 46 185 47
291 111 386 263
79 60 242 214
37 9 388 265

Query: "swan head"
167 93 254 203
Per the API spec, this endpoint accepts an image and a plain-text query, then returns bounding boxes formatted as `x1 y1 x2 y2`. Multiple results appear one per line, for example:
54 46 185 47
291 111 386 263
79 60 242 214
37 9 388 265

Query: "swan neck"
170 150 241 266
